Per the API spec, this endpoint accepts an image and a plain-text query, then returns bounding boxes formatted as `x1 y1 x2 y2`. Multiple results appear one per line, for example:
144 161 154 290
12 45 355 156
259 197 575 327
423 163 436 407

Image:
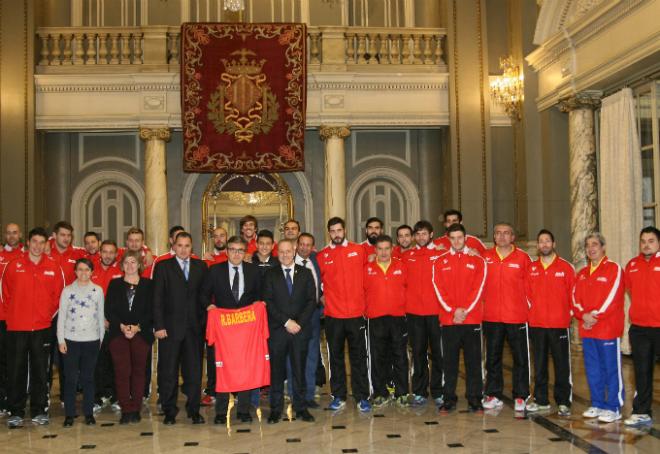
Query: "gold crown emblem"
222 49 266 75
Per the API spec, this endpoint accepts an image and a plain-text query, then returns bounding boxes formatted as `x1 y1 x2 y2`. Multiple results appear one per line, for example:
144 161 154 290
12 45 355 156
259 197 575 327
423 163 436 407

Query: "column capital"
558 90 602 113
139 126 171 142
319 125 351 141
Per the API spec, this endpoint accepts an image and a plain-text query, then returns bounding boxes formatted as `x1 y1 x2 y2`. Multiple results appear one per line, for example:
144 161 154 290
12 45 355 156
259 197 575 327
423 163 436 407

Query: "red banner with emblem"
181 23 306 173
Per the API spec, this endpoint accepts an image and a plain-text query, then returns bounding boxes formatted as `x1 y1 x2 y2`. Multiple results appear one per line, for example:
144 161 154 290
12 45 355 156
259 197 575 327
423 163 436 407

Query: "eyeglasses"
227 248 246 254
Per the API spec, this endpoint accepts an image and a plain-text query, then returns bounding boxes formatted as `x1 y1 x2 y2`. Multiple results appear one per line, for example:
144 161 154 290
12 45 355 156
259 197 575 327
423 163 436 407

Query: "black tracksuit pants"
529 327 571 406
0 321 7 411
325 316 370 402
94 334 115 401
629 324 660 416
483 321 530 400
407 313 443 399
368 316 409 398
442 324 483 406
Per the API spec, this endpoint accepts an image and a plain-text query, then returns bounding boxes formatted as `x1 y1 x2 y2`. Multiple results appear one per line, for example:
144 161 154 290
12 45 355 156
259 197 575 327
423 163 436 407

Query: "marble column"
139 127 171 256
319 125 351 223
558 91 601 348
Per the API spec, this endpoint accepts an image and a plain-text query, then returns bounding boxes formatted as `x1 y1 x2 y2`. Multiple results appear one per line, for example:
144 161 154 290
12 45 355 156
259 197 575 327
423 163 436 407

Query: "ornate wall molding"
319 125 351 140
558 90 603 112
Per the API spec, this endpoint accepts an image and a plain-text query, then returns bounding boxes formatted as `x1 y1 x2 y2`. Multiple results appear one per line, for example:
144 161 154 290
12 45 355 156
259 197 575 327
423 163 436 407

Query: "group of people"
0 211 657 430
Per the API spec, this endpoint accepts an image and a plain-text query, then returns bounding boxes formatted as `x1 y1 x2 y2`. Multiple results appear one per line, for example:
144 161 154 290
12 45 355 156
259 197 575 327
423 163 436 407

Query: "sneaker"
582 407 601 418
31 414 49 425
7 415 24 427
558 405 571 417
433 396 444 408
201 395 215 406
0 408 9 417
327 397 346 411
386 383 396 396
372 396 389 408
411 395 427 406
357 399 372 413
394 395 409 407
525 401 551 412
111 401 121 412
514 398 527 412
598 410 621 423
93 403 103 414
624 414 652 426
482 396 504 410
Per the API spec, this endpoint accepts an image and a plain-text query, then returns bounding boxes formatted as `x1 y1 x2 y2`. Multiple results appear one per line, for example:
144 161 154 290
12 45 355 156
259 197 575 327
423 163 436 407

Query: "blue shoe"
411 395 428 406
327 397 346 411
357 399 372 413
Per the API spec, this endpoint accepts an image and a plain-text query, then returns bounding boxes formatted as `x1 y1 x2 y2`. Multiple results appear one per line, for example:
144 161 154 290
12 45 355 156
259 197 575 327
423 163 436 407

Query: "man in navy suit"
262 239 316 423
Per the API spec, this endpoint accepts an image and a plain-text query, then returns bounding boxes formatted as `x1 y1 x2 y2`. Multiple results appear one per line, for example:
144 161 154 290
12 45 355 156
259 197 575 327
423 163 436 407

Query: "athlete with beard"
361 217 383 262
203 227 229 266
393 224 414 259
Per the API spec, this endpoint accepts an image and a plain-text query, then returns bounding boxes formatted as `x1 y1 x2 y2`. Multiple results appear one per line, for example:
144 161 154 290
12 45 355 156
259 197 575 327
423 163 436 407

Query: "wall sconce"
490 56 524 121
224 0 245 12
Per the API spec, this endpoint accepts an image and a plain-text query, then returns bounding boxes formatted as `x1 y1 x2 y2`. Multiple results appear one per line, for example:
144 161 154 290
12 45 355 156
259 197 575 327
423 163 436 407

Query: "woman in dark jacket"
105 250 153 424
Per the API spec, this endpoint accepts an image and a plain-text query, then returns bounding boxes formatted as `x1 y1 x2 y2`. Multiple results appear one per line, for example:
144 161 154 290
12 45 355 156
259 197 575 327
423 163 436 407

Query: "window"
355 179 406 240
87 184 140 243
635 82 660 226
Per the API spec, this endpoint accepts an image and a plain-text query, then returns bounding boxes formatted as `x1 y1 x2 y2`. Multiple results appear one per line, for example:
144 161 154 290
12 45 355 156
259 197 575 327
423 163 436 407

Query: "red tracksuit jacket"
318 240 365 318
624 251 660 328
91 263 124 295
204 250 229 268
432 249 487 326
573 257 625 339
433 234 487 256
525 256 576 329
1 253 65 331
363 258 407 318
482 246 532 324
48 242 86 285
402 244 444 316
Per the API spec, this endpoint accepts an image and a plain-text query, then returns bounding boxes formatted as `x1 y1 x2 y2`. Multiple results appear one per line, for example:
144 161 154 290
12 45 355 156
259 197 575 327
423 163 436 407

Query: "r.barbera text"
221 309 257 326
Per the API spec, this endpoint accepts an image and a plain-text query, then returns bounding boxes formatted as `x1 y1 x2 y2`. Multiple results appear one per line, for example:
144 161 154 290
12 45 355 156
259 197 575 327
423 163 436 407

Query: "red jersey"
482 246 532 324
318 240 366 318
206 303 270 392
91 263 123 295
525 255 576 328
1 253 65 331
116 245 153 264
402 244 444 315
392 245 410 260
48 242 86 285
432 249 487 326
363 258 407 318
625 252 660 327
85 251 101 268
204 250 229 267
434 234 487 256
361 241 376 260
2 243 24 262
573 257 625 339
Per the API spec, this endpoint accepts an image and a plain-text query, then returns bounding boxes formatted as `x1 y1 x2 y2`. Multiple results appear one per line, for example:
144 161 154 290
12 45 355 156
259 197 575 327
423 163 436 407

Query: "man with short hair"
624 226 660 426
48 221 86 285
318 217 371 412
361 217 383 261
83 231 101 266
524 230 575 416
252 230 279 280
283 219 301 240
2 223 24 259
432 223 487 412
434 210 487 255
402 220 444 407
2 227 65 427
203 227 229 266
481 222 532 412
146 225 186 278
90 241 122 294
393 224 413 259
117 227 154 268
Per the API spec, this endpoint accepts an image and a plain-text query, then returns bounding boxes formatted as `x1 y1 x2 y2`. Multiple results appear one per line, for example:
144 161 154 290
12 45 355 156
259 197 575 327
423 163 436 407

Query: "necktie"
285 268 293 296
302 259 308 268
182 260 189 281
232 266 240 301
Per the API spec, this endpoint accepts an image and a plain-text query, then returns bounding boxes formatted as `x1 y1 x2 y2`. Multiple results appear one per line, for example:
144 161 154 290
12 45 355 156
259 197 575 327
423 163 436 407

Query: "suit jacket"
105 277 154 344
298 252 323 303
201 261 261 310
152 256 208 340
262 264 316 338
252 254 280 283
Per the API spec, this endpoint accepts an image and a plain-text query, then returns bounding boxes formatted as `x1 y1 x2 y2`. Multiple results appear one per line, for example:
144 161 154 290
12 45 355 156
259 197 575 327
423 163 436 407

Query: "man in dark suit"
201 236 261 424
263 239 317 424
153 232 208 425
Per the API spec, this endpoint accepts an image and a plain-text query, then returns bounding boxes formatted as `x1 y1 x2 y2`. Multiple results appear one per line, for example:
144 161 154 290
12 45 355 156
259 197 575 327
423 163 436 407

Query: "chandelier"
224 0 245 12
490 56 524 121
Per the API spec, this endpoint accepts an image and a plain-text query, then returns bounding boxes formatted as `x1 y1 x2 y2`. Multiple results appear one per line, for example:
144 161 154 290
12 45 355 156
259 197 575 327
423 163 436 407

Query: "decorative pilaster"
319 125 351 224
139 127 171 256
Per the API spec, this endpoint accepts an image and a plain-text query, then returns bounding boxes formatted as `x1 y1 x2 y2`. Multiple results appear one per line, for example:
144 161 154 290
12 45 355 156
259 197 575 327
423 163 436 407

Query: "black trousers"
94 334 115 401
269 330 309 412
407 313 443 399
205 343 216 396
7 328 51 417
629 324 660 416
62 339 100 417
442 324 483 405
529 327 571 406
0 321 7 411
215 391 252 416
157 329 202 417
483 321 530 400
368 316 409 398
325 316 370 401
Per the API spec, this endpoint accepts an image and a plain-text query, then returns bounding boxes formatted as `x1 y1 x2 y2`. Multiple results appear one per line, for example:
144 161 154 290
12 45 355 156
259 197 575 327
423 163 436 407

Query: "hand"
119 323 128 334
59 343 67 354
583 311 598 328
203 252 214 261
453 308 467 324
244 253 253 263
144 253 154 267
206 304 217 312
124 329 136 339
319 295 326 306
285 320 301 334
466 248 478 257
155 329 168 339
367 253 376 263
104 319 110 330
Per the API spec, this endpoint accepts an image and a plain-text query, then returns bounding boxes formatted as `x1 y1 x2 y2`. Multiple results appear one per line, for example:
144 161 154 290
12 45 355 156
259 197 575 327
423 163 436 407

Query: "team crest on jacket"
555 272 565 277
508 263 520 269
596 277 608 282
43 270 55 276
466 263 475 270
393 269 402 275
347 252 358 258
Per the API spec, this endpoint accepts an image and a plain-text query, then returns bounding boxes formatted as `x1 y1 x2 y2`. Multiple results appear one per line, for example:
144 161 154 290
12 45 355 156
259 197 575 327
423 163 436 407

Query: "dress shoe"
63 416 74 427
267 411 281 424
84 415 96 425
295 409 315 422
130 412 141 423
306 400 320 409
237 412 253 423
119 413 131 425
190 413 205 424
163 415 176 425
214 414 227 425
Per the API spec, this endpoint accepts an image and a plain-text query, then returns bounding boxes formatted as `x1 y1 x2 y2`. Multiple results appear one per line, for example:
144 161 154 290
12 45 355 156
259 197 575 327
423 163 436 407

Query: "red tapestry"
181 23 306 173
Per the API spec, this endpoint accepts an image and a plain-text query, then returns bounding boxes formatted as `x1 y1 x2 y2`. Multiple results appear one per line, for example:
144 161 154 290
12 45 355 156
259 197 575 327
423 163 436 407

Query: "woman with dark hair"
105 250 153 424
57 258 105 427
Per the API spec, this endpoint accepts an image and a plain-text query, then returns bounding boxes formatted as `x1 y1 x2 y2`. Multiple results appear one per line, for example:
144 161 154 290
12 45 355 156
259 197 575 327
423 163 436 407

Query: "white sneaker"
598 410 621 423
93 404 103 414
526 401 551 412
482 396 504 409
582 407 601 418
624 414 652 426
514 398 527 412
31 414 50 425
558 405 571 417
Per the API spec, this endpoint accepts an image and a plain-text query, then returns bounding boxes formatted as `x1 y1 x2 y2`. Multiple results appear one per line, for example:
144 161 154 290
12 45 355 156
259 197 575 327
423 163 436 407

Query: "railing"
36 25 446 70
